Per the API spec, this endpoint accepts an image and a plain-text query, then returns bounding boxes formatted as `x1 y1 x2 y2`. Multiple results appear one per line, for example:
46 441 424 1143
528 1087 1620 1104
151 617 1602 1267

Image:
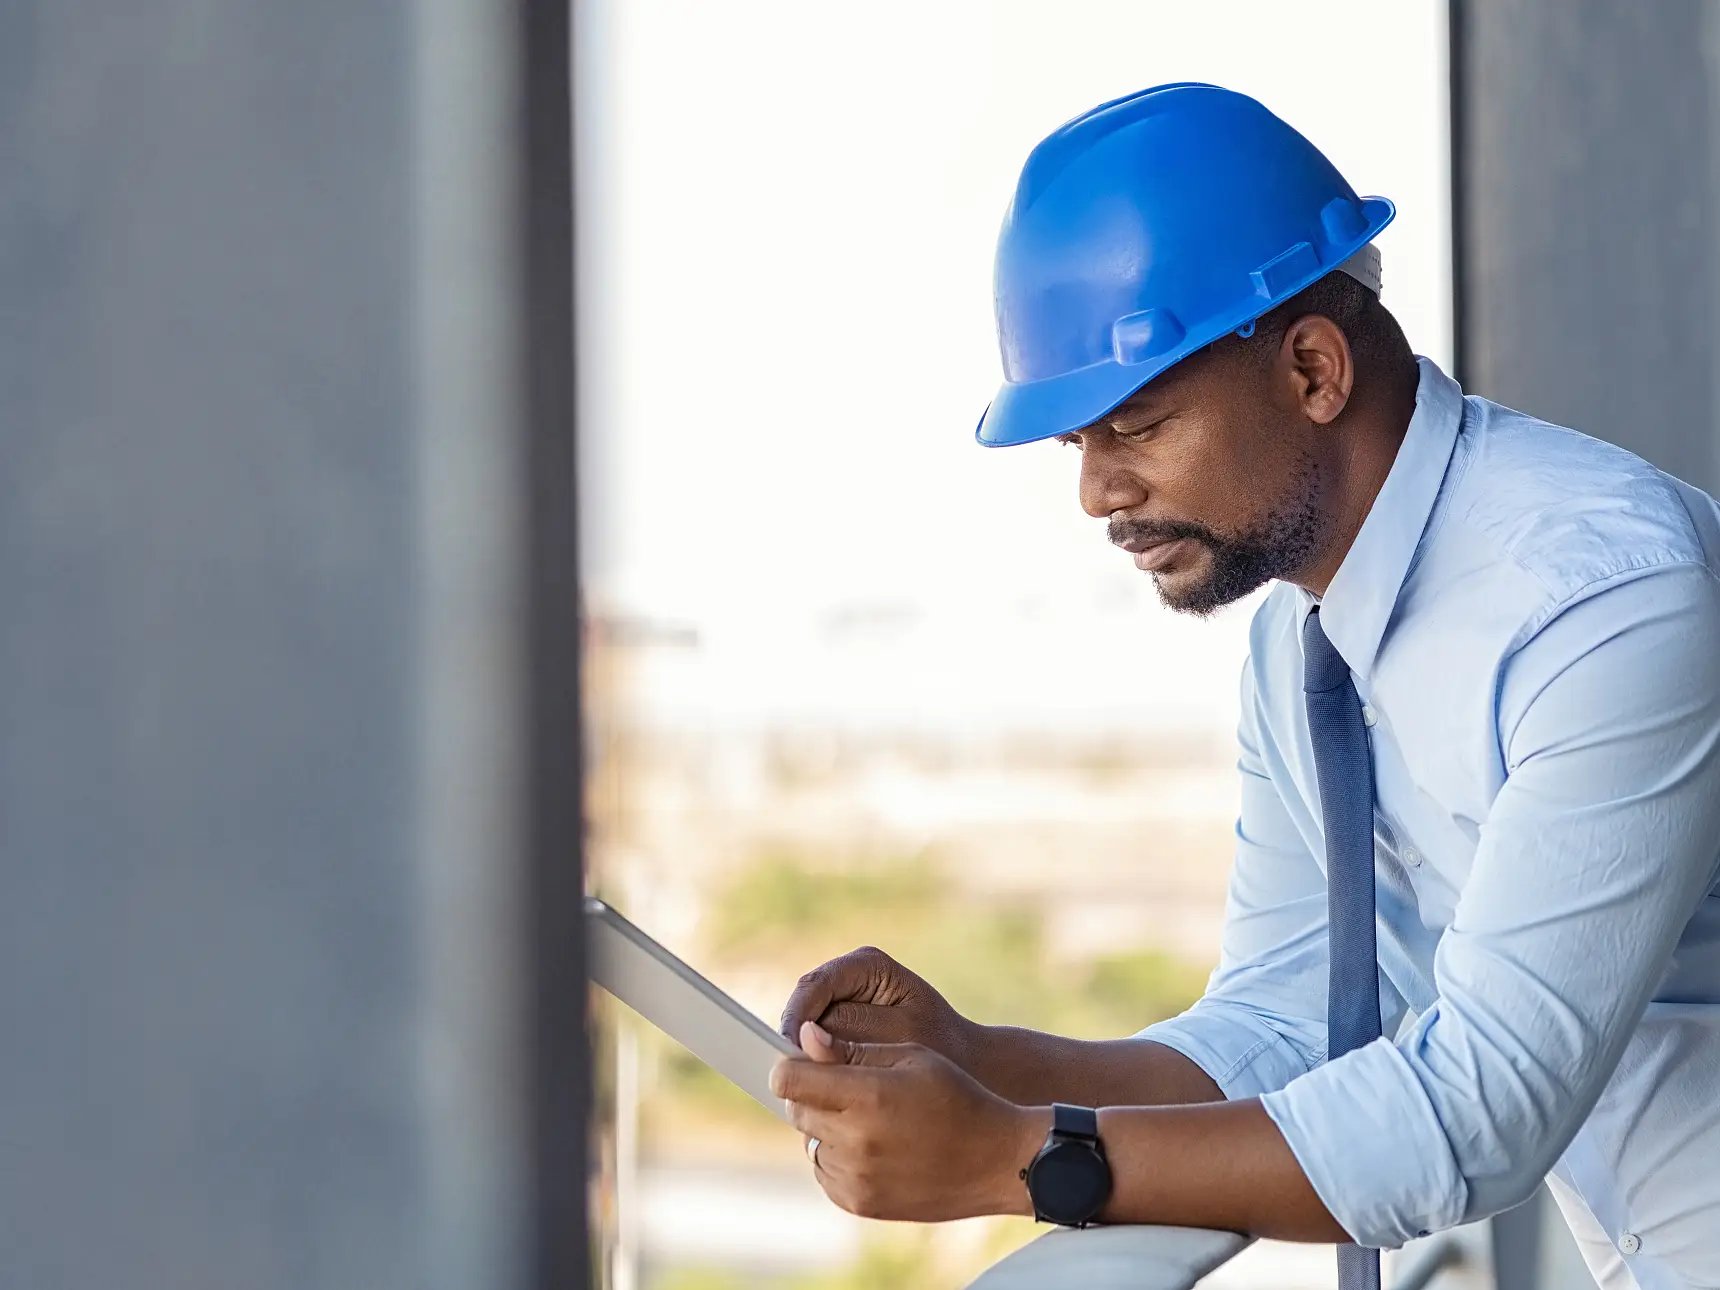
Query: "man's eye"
1120 422 1162 444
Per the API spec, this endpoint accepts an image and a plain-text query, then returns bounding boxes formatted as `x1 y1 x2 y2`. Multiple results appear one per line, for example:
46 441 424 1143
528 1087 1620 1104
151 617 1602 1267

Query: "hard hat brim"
975 197 1395 448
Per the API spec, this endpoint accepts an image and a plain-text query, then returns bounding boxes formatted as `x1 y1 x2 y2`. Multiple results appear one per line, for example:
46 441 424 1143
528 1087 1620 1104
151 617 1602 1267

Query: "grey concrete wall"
0 3 583 1288
1450 2 1720 1285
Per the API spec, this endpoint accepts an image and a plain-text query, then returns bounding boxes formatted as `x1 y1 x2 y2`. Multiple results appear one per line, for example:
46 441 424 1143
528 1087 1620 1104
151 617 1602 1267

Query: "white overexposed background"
578 0 1450 743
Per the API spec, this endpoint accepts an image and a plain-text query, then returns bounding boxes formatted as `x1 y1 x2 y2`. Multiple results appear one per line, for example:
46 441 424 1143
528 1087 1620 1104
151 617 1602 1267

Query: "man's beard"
1108 458 1323 617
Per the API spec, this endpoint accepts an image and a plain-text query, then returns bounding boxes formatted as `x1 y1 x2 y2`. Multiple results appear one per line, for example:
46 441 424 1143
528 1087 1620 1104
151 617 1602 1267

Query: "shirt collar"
1297 356 1465 682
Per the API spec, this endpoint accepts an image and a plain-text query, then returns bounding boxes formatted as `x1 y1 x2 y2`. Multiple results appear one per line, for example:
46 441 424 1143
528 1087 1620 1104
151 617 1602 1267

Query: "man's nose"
1078 445 1147 519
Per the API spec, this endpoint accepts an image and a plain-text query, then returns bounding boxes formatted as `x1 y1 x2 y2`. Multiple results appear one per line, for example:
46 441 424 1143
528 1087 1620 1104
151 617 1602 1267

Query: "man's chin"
1151 567 1262 618
1151 572 1215 617
1147 549 1217 616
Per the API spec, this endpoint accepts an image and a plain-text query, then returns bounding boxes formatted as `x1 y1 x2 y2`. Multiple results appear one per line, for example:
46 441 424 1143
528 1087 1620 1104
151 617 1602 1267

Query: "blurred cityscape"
584 612 1369 1290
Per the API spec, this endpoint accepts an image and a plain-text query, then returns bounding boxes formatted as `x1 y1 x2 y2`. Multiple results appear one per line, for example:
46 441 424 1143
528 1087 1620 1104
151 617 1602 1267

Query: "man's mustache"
1107 515 1219 550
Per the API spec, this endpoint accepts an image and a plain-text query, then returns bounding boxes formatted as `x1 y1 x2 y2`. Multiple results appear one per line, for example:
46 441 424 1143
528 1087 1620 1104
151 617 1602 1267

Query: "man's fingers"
805 1026 922 1069
819 1000 915 1043
772 1039 918 1107
830 1038 919 1068
786 1100 839 1141
778 976 834 1047
800 1020 840 1063
778 947 892 1045
769 1053 853 1110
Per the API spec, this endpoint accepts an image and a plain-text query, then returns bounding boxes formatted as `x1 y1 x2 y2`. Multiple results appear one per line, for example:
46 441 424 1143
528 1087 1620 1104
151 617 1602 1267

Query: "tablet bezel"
585 897 799 1120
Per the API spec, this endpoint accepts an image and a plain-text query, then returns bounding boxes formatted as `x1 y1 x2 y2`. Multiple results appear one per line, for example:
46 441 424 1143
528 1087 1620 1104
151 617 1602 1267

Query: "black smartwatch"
1022 1103 1112 1227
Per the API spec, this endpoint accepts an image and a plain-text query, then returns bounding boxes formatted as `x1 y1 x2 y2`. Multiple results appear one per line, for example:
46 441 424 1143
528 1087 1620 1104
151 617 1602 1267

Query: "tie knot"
1302 609 1352 693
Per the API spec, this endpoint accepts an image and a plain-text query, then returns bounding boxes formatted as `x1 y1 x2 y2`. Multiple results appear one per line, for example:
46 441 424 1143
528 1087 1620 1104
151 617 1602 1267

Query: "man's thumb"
830 1036 912 1068
799 1020 912 1068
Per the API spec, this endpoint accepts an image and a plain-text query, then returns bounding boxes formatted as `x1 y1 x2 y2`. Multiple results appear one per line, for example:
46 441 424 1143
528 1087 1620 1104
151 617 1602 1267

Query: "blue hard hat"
976 83 1395 447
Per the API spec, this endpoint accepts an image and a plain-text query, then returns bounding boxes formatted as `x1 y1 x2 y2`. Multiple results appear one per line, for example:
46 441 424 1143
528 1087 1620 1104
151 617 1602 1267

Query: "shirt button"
1618 1232 1641 1256
1361 704 1378 727
1403 846 1421 868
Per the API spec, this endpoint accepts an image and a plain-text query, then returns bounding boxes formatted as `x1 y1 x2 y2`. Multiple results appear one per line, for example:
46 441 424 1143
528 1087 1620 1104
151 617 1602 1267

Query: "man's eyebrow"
1056 391 1168 442
1106 390 1166 423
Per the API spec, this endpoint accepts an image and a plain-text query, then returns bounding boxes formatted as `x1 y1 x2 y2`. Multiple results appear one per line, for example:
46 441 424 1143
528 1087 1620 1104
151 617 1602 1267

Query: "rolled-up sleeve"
1143 660 1407 1101
1262 564 1720 1248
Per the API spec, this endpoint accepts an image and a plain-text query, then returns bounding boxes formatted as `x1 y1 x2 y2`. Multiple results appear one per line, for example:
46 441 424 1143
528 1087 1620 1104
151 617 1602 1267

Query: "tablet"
585 897 800 1119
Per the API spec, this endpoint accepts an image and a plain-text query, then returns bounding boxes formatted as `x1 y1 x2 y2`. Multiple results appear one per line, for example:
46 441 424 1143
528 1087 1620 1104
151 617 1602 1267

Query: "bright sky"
577 0 1451 738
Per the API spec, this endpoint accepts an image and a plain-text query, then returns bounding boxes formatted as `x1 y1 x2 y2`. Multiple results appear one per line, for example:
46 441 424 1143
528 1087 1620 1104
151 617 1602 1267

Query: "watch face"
1028 1139 1111 1226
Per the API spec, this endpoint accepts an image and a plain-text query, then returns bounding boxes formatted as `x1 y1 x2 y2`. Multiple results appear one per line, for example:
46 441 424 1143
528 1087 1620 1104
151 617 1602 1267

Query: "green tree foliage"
707 849 1210 1040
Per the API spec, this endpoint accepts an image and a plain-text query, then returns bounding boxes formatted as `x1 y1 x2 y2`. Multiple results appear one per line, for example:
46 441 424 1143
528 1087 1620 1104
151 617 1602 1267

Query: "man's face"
1057 343 1329 616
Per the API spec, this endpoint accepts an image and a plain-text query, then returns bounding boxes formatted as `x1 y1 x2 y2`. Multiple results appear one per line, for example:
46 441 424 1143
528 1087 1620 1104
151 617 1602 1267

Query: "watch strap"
1051 1102 1099 1143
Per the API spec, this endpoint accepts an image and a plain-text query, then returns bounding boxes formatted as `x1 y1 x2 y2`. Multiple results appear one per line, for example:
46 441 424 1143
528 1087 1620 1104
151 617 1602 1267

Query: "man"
768 83 1720 1290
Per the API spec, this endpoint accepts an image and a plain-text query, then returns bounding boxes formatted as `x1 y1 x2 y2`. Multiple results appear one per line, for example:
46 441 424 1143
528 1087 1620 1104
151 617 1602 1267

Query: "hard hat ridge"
977 83 1395 448
1011 81 1220 217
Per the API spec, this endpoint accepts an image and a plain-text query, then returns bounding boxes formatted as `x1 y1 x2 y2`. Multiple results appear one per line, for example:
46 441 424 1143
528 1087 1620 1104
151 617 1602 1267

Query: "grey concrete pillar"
0 2 584 1288
1451 0 1720 492
1450 2 1720 1285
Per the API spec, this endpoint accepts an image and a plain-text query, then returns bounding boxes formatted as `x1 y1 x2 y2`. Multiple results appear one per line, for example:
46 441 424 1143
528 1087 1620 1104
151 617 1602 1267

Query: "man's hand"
780 948 1227 1110
779 946 979 1069
770 1020 1045 1223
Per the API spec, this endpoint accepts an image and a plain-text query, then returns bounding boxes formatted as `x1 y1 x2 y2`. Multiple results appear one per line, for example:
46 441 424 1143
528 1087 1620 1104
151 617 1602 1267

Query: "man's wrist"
959 1019 1020 1089
992 1104 1052 1217
952 1016 986 1073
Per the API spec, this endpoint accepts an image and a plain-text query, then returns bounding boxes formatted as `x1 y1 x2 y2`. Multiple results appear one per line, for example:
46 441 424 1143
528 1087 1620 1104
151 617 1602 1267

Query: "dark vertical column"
1451 0 1720 492
1450 2 1717 1286
0 1 583 1286
1487 1195 1544 1290
518 0 589 1286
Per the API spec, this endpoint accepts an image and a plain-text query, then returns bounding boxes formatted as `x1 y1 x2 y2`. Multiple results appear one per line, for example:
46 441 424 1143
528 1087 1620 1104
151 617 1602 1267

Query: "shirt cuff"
1138 1004 1319 1102
1260 1037 1469 1248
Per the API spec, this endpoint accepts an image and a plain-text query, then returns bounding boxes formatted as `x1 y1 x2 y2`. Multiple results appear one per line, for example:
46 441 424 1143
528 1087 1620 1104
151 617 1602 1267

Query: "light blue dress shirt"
1142 358 1720 1290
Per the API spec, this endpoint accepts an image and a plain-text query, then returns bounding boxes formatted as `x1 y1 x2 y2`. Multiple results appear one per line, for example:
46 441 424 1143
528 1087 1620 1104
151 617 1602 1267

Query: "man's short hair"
1223 269 1414 375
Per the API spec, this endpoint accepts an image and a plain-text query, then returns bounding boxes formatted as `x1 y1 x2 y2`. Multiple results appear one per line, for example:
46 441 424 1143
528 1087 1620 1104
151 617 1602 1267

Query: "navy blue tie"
1302 608 1382 1290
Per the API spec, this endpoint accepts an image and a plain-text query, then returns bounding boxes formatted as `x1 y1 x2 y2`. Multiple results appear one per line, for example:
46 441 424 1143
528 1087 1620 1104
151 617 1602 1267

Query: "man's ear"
1280 314 1354 427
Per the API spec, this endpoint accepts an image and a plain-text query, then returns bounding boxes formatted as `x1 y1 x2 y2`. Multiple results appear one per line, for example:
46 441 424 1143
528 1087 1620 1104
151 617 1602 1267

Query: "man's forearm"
991 1098 1347 1241
965 1025 1226 1108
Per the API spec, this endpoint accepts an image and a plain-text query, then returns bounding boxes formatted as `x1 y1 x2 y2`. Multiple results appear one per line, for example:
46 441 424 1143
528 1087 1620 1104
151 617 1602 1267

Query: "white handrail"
965 1225 1251 1289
